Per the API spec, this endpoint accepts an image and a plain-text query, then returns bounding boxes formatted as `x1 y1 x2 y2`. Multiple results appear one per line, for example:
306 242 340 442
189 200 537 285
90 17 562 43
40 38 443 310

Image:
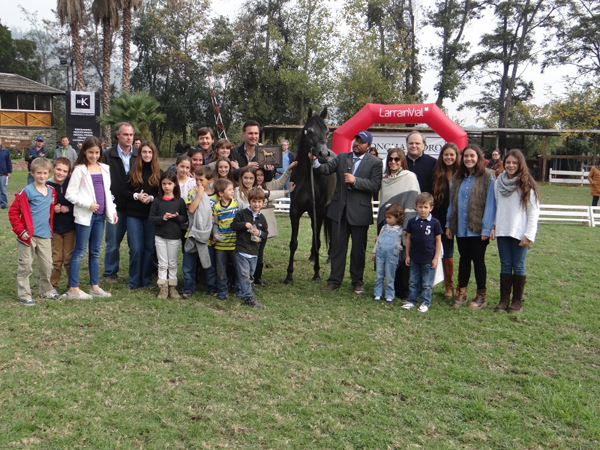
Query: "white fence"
274 199 600 227
549 168 590 186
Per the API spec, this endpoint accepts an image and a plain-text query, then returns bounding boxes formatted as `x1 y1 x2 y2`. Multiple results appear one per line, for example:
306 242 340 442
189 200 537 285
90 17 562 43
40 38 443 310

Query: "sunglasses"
388 157 401 162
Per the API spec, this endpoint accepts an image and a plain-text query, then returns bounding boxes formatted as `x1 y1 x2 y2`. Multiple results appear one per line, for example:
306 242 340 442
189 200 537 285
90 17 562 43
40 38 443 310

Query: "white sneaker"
385 298 393 303
42 289 60 299
374 296 381 302
401 302 416 310
90 287 112 298
65 290 92 300
418 304 429 313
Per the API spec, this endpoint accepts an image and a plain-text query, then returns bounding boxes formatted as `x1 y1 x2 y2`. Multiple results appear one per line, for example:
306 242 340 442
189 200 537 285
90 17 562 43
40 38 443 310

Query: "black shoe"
322 284 340 292
244 297 263 308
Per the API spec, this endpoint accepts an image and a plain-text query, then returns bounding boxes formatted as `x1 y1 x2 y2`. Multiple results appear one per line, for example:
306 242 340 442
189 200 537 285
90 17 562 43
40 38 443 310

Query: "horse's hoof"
326 257 331 264
284 279 293 285
313 277 322 284
308 255 315 262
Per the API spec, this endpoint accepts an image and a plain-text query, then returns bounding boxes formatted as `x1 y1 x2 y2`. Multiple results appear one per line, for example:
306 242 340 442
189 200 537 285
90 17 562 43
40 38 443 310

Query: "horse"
284 107 334 285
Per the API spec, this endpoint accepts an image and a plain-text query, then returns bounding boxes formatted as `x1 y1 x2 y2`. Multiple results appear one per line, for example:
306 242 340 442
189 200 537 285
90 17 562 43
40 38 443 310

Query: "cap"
36 136 44 142
354 131 373 145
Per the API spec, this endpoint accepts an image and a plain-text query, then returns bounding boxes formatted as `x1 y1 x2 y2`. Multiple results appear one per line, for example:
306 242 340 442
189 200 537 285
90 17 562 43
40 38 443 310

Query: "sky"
3 0 575 128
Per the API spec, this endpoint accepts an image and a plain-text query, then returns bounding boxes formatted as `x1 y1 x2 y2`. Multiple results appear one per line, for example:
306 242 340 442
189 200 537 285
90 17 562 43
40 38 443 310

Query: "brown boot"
453 286 468 308
509 275 526 313
469 289 487 310
157 280 168 299
495 274 513 313
168 279 180 299
442 258 454 298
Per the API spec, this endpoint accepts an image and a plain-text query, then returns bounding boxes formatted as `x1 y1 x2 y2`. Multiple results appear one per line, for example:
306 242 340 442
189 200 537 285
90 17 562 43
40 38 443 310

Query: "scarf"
496 171 518 197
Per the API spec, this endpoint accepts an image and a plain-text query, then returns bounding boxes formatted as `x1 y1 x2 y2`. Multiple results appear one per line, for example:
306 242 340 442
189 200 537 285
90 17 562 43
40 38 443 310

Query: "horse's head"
303 107 329 160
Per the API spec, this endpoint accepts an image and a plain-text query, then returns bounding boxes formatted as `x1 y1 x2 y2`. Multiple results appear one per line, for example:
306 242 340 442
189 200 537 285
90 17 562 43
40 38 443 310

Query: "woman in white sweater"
491 149 539 313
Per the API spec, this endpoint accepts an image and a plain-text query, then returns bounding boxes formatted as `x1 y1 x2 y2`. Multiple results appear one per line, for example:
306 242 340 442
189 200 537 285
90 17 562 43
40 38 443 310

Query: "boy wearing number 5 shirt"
402 192 442 313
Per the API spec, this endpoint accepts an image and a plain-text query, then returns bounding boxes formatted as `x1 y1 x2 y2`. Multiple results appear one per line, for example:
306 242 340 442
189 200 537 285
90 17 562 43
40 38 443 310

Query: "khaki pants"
51 229 76 289
17 237 53 300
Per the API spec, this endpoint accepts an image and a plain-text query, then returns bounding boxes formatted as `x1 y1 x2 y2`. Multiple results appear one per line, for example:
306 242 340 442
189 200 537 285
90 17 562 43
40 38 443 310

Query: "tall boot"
157 279 168 299
509 275 526 313
168 279 180 299
495 274 513 313
453 286 468 308
469 289 487 310
442 258 454 298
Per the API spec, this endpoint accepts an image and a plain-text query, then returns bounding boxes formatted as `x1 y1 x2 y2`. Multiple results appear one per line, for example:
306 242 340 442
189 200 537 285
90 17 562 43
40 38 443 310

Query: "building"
0 73 64 152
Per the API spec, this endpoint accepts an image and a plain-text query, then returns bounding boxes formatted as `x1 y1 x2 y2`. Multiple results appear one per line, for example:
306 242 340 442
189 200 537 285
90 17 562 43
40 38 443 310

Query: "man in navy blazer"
311 130 383 294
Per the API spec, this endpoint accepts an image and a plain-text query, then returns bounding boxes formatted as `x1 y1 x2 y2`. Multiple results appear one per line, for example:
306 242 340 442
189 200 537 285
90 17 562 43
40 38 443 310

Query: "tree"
543 0 600 80
0 22 41 81
57 0 86 90
97 92 166 140
92 0 122 142
121 0 143 93
464 0 565 128
427 0 486 108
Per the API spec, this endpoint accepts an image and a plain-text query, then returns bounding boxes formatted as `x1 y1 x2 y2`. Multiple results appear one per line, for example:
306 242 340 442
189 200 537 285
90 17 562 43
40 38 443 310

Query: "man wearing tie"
311 131 383 294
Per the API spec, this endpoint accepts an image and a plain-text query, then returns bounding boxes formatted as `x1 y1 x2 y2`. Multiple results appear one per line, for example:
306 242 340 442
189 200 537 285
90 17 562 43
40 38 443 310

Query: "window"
1 93 17 109
18 94 35 111
35 95 51 111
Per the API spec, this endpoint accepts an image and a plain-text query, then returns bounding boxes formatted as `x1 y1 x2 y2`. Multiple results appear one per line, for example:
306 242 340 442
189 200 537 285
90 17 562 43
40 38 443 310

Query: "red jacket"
8 185 57 246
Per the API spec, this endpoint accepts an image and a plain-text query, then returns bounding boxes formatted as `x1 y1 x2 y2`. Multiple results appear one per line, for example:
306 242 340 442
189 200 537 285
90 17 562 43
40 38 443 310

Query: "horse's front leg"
285 211 300 285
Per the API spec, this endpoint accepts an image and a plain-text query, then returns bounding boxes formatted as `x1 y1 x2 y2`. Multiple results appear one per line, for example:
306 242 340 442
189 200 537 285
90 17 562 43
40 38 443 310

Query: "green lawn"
0 171 598 449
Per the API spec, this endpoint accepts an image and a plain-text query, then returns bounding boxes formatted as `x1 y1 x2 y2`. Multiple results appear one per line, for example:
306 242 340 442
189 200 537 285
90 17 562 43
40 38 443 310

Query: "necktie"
352 156 359 174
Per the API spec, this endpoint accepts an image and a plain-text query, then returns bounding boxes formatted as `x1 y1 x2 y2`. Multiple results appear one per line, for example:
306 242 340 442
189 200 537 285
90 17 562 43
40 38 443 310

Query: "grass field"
0 170 598 449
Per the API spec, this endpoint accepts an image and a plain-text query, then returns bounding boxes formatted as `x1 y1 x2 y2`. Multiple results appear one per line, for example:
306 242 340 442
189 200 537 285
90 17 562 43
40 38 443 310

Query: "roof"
0 73 65 95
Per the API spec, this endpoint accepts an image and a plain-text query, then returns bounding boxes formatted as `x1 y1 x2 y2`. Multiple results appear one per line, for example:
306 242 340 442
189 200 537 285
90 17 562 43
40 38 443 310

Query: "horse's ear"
307 107 313 121
320 107 328 119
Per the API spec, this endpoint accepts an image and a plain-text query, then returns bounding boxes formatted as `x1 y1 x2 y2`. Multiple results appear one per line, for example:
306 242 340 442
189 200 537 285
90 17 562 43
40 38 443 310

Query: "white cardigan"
66 163 117 226
494 185 539 242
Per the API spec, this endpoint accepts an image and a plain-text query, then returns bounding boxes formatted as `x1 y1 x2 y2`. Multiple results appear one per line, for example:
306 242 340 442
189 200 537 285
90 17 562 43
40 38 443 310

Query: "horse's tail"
323 211 332 252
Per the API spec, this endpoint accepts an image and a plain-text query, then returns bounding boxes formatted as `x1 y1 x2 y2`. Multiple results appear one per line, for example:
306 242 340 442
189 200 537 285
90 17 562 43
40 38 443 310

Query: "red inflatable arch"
331 103 468 154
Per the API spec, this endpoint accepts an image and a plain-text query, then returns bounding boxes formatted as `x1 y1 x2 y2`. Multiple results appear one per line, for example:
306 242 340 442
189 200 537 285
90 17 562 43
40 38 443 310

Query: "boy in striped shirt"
212 179 239 300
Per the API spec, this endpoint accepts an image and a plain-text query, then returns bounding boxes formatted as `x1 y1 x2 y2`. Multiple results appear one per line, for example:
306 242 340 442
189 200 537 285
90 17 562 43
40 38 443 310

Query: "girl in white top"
65 136 117 299
491 149 539 314
175 155 196 202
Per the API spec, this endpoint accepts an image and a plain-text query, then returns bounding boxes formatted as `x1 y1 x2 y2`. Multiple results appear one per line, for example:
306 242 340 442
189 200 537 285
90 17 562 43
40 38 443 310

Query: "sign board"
371 131 445 160
66 91 100 146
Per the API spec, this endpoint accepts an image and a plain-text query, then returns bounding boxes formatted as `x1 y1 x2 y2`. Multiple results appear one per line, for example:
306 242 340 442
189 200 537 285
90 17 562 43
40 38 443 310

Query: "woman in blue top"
445 144 495 310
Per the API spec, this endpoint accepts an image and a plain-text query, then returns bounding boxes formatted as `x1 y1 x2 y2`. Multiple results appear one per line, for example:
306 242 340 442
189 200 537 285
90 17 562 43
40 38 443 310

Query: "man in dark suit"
311 130 383 294
102 122 138 283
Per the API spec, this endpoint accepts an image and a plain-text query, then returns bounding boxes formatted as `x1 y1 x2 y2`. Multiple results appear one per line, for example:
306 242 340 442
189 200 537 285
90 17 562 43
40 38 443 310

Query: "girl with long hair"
431 143 461 298
65 136 118 299
491 149 539 313
235 166 256 209
445 144 496 310
123 141 163 289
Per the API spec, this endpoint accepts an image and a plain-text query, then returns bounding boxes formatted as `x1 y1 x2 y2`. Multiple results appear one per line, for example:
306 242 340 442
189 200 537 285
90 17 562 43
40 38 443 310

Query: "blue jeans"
103 210 127 278
69 214 105 287
0 175 7 207
407 262 435 307
236 252 257 299
496 236 528 276
593 196 599 207
215 249 235 293
205 245 218 293
27 173 34 185
126 216 155 288
374 250 399 300
182 248 198 294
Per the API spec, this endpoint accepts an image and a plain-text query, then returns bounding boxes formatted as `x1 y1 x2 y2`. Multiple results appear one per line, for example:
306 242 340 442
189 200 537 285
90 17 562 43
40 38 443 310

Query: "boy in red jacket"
8 158 57 305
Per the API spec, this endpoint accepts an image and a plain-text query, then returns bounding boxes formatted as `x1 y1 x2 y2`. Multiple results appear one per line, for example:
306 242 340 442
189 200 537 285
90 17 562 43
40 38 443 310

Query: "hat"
36 136 44 142
354 131 373 145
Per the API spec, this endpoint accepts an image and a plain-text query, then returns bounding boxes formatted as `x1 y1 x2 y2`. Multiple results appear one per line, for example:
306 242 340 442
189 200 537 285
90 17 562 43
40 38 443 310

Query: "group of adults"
315 130 538 313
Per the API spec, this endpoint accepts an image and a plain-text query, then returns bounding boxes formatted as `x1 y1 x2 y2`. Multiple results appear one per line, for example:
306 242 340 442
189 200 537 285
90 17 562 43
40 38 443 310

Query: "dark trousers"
394 250 411 300
328 217 369 287
456 236 489 290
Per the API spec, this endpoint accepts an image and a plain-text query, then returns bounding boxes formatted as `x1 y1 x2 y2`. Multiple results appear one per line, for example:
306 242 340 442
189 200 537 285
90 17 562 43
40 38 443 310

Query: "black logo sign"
75 94 91 109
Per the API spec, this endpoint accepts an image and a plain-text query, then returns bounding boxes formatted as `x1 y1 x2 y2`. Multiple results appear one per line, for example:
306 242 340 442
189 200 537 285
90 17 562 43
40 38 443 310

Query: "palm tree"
57 0 86 91
92 0 122 142
121 0 143 93
97 92 166 142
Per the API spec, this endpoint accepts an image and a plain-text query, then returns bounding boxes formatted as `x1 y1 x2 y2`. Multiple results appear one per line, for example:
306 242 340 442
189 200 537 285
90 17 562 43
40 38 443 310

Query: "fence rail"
273 199 600 227
549 168 590 186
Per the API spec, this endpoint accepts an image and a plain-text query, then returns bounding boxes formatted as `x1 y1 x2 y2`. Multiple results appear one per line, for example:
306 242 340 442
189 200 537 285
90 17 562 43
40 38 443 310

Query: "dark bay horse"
284 107 333 284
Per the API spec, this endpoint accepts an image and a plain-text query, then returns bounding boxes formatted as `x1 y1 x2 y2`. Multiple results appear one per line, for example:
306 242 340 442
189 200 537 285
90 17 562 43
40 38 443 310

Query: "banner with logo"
65 91 100 146
371 132 445 160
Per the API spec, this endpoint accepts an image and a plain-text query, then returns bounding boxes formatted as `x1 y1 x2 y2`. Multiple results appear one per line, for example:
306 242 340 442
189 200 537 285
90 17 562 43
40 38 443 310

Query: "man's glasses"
389 157 401 162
